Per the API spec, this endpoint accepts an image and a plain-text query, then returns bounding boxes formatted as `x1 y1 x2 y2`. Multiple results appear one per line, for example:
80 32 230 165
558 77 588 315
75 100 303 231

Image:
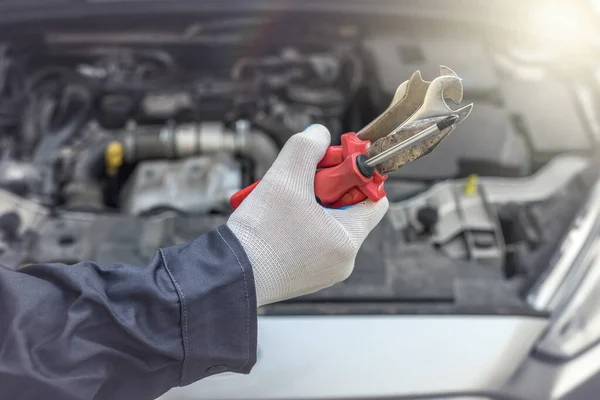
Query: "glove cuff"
228 218 287 306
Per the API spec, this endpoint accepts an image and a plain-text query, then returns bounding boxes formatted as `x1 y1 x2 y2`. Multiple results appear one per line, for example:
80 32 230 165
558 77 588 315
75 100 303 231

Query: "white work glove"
227 125 389 306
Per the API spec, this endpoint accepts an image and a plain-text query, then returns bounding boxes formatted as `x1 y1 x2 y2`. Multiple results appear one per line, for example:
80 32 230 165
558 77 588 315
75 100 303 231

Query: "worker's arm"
0 225 257 400
0 125 387 400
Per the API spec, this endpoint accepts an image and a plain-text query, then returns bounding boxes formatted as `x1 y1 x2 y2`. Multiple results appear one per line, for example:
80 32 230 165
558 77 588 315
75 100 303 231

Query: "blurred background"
1 0 600 399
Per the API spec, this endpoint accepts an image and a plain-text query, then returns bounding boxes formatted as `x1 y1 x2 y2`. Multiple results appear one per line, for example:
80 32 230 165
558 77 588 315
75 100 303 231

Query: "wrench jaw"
391 70 423 104
392 80 409 104
439 65 463 104
403 75 468 125
439 65 457 76
390 67 463 109
358 70 430 142
426 75 463 114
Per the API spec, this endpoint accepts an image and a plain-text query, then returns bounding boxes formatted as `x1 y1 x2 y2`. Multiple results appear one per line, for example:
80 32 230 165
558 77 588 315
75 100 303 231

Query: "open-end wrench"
401 74 473 126
392 65 463 105
373 75 472 167
358 66 463 142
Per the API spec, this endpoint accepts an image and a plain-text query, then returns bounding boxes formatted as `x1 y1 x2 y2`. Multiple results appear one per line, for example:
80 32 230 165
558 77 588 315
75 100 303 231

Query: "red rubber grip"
229 132 387 210
229 168 386 210
313 153 372 205
317 132 369 168
318 146 344 168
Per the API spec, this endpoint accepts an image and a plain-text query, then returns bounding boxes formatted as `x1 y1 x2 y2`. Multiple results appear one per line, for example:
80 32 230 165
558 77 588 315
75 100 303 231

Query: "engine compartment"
0 41 357 209
0 16 598 314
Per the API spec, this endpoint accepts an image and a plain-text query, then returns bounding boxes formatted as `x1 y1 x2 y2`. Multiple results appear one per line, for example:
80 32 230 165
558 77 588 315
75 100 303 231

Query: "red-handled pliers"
230 115 459 210
229 131 387 210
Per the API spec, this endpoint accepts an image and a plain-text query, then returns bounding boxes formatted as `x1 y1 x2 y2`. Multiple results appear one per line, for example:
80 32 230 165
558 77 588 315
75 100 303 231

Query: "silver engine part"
0 160 44 197
388 155 590 269
116 120 277 215
121 121 279 178
121 155 242 216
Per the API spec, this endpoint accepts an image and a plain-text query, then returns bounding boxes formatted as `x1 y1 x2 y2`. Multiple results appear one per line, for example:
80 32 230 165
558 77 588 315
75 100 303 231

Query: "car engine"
0 20 598 314
0 44 354 211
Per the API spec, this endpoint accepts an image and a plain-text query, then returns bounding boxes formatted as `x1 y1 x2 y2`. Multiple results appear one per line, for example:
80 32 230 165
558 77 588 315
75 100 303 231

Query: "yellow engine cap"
463 174 479 196
105 141 124 176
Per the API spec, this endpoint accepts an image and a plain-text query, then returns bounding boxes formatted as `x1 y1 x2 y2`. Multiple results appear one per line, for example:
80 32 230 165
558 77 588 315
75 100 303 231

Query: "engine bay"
0 17 598 314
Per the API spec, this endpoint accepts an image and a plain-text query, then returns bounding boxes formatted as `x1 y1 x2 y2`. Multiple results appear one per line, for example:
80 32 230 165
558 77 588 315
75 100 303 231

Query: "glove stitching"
216 226 251 370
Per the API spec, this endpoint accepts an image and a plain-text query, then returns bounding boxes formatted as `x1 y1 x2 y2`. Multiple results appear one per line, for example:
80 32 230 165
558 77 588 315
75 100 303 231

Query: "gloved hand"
227 125 389 306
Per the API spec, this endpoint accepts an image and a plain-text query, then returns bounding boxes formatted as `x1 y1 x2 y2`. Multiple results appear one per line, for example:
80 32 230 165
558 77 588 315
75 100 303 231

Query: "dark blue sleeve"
0 225 257 400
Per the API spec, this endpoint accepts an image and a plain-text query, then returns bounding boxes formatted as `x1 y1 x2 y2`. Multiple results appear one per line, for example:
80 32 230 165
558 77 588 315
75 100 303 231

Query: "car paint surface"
160 315 547 399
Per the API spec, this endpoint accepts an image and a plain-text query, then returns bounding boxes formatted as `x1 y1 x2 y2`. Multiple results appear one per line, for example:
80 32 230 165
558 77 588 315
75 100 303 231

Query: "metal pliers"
230 66 474 210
